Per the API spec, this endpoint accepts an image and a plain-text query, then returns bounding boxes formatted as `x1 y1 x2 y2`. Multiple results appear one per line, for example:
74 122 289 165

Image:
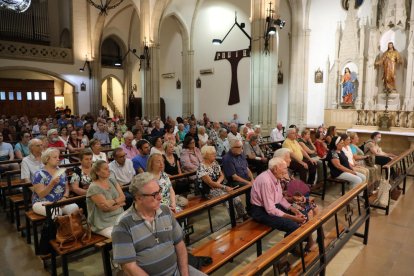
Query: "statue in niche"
342 0 364 10
341 67 357 104
375 42 402 92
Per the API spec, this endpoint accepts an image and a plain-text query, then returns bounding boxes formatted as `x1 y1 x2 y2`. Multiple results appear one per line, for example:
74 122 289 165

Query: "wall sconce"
80 82 86 91
212 12 251 50
139 39 150 71
79 56 92 79
264 2 286 55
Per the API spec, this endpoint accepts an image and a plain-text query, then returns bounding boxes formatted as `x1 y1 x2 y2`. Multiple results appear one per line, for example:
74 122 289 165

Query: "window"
0 91 5 100
34 92 40 100
27 92 32 100
8 91 14 100
16 92 22 101
41 92 47 100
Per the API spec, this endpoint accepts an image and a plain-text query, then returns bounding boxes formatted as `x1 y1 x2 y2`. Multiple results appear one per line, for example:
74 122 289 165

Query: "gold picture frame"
315 68 323 83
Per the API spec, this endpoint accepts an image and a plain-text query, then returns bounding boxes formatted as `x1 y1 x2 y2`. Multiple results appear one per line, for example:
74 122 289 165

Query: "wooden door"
0 79 55 118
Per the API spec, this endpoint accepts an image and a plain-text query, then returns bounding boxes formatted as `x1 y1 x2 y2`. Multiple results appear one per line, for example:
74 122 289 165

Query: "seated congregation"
0 113 403 275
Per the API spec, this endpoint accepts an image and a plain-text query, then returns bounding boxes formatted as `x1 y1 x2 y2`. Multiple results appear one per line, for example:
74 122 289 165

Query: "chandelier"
0 0 31 12
87 0 124 15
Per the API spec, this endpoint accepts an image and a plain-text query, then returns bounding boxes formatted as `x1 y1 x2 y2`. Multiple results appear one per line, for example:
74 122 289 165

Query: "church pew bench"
191 218 272 275
233 183 370 276
96 184 253 276
370 148 414 215
288 225 345 275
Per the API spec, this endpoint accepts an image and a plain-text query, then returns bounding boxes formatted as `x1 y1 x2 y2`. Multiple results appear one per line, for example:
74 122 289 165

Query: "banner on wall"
214 48 250 105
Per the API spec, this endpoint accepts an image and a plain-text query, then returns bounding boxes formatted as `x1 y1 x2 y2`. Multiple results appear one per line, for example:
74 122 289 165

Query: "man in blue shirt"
132 139 151 173
222 139 254 212
93 121 110 144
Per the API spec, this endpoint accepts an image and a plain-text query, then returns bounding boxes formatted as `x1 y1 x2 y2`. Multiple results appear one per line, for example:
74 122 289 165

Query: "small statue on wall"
341 67 357 104
375 41 403 92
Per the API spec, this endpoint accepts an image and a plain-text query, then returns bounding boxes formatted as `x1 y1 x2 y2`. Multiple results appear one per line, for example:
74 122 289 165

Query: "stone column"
250 0 278 134
182 50 194 117
403 10 414 110
89 14 106 116
142 45 161 119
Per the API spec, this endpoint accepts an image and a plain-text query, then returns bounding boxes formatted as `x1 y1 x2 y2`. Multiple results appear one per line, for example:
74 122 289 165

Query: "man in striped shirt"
112 173 205 275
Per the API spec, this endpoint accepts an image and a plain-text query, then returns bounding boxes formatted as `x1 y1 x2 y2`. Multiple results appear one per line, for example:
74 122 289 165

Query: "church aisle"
344 176 414 276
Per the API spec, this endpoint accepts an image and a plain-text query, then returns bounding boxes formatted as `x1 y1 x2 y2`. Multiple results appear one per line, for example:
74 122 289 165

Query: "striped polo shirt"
112 204 183 275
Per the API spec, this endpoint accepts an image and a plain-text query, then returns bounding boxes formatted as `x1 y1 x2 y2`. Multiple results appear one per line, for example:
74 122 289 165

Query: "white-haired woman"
86 160 125 238
31 148 79 217
197 126 209 148
197 146 247 219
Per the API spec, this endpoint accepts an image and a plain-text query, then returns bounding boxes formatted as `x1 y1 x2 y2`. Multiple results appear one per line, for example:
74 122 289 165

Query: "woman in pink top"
180 136 202 173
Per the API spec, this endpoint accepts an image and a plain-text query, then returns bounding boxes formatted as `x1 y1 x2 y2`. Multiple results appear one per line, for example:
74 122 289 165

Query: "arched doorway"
101 75 124 118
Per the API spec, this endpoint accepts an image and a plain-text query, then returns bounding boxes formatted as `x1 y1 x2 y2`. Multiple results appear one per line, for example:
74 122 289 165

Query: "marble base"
351 125 379 131
389 127 414 133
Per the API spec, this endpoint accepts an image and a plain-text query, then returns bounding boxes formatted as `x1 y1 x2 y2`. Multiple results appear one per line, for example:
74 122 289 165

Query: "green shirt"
86 179 124 232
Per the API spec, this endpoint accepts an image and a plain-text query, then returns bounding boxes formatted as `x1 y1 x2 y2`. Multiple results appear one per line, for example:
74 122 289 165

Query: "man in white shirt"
109 148 136 186
227 123 242 142
21 138 43 181
270 122 285 142
0 133 20 172
109 147 136 209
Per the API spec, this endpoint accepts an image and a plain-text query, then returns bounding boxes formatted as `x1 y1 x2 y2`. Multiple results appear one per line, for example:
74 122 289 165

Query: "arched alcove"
102 75 124 117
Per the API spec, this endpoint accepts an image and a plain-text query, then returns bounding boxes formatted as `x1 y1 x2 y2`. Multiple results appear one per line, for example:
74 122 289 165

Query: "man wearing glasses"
222 139 254 212
109 148 136 186
112 173 205 276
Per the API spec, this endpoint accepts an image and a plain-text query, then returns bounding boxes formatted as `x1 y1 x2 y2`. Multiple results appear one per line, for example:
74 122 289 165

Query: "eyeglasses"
140 189 162 199
232 146 242 149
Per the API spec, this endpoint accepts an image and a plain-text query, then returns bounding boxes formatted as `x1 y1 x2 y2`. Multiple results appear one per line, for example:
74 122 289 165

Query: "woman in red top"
314 132 327 159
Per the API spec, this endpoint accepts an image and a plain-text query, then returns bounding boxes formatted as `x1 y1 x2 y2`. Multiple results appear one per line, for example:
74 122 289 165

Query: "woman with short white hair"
197 146 247 219
31 148 79 217
198 126 209 148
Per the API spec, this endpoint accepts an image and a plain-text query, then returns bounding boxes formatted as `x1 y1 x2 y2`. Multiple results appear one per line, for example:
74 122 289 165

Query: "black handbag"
38 218 56 255
188 253 212 269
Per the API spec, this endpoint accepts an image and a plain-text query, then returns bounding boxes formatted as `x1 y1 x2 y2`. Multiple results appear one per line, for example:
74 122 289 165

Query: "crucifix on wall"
214 48 251 105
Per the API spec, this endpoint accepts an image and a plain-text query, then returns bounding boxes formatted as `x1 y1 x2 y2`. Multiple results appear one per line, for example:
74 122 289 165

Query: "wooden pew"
370 148 414 215
233 183 370 276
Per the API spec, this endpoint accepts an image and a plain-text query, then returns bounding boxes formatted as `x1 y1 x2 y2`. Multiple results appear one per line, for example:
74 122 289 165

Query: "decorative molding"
0 40 73 64
161 72 175 79
199 68 214 75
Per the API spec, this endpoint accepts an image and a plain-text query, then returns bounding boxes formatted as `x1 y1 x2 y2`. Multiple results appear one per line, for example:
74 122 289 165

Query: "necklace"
142 211 159 243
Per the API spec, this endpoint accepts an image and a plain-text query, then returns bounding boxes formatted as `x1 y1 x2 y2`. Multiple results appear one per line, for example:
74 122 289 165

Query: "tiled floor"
0 177 413 275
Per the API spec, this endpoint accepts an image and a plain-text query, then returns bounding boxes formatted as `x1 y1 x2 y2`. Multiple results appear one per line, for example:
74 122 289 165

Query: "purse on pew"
374 178 391 207
55 208 91 250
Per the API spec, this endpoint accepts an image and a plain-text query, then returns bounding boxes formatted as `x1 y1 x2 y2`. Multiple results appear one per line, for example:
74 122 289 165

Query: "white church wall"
193 0 251 123
160 16 183 120
306 0 372 126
